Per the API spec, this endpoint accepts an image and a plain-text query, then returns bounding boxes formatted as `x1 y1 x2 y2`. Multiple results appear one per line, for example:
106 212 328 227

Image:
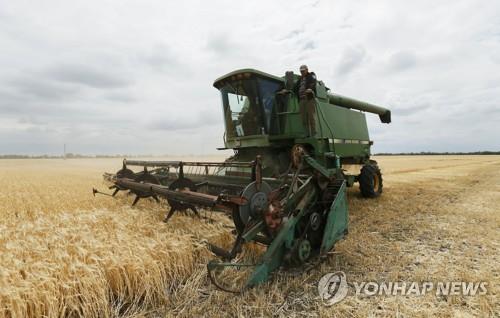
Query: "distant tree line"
374 151 500 156
1 151 499 159
0 153 148 159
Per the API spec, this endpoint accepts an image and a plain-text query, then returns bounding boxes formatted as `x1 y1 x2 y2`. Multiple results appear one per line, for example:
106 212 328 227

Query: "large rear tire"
359 163 383 198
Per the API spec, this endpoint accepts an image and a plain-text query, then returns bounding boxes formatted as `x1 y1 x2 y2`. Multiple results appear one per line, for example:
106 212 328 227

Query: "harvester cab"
213 69 390 184
94 68 391 292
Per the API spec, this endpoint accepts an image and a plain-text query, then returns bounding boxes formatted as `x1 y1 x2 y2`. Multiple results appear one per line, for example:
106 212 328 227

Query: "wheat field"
0 156 498 317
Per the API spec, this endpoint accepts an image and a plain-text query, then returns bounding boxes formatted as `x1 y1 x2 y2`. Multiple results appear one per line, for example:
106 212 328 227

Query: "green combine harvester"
94 68 391 292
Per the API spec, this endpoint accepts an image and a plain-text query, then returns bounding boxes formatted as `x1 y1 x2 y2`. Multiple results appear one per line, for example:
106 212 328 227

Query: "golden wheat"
0 156 498 317
0 157 230 317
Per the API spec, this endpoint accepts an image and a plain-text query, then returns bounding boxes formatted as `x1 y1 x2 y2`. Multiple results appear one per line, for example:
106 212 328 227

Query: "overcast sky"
0 0 499 155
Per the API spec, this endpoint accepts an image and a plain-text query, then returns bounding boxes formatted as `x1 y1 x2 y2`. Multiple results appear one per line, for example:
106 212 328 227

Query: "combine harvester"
94 69 391 292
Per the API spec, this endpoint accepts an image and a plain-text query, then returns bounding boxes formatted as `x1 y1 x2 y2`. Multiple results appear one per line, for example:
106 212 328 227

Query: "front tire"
359 163 383 198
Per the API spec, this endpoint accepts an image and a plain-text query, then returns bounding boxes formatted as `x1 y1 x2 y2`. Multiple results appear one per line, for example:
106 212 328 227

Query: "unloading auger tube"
327 92 391 123
94 152 349 292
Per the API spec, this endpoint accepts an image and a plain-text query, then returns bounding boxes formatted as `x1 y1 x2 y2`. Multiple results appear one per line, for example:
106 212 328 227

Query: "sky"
0 0 499 155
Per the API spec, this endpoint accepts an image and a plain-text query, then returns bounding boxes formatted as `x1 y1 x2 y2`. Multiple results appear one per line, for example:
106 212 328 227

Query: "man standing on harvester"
294 64 317 136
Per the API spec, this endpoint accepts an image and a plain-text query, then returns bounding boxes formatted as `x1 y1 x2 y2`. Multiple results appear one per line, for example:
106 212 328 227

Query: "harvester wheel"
359 164 383 198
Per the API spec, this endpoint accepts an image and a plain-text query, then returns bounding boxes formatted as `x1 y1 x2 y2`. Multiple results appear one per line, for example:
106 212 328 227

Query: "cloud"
47 64 131 89
206 35 233 54
141 45 180 72
105 93 137 103
149 108 221 131
303 40 316 50
335 46 366 75
18 116 47 125
394 103 431 116
388 51 417 71
0 0 499 155
7 77 78 101
279 29 305 41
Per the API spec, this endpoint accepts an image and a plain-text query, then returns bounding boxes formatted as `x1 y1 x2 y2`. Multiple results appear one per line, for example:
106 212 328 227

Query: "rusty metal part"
291 144 308 168
264 200 283 232
112 177 248 224
115 178 217 207
167 178 198 212
104 165 139 198
130 170 160 206
116 167 135 179
92 188 114 197
253 155 262 191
